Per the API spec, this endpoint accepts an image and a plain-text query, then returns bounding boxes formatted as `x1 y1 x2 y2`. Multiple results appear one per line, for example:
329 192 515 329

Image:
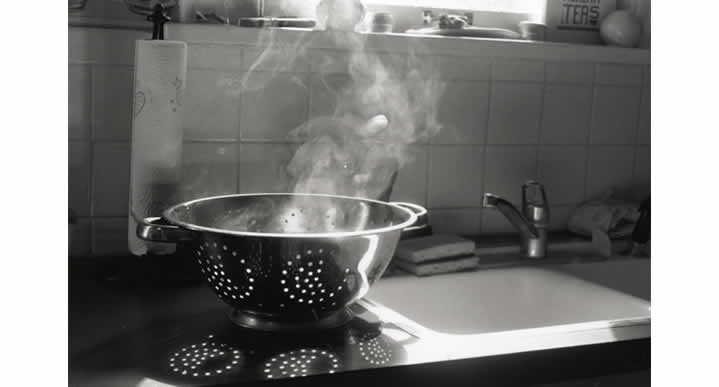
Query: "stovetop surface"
148 305 418 385
69 258 650 387
70 292 420 386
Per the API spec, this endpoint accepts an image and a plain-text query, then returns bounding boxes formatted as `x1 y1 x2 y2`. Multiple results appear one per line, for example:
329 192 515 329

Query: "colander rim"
161 192 419 239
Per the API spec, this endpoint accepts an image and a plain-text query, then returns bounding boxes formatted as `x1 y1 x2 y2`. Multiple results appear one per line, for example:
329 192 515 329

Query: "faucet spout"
483 193 539 239
483 183 549 259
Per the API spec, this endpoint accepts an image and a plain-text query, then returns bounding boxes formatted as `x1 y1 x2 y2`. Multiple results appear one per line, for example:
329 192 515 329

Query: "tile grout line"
422 143 430 210
582 64 599 202
425 142 433 210
478 63 498 234
88 64 97 254
535 62 547 180
630 76 646 181
477 76 491 233
423 53 437 212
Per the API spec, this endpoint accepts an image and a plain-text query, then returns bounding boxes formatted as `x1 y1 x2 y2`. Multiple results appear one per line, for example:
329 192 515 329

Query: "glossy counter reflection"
132 303 415 386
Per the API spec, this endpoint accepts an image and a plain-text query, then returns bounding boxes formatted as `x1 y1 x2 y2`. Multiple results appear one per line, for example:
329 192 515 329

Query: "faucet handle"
522 181 549 227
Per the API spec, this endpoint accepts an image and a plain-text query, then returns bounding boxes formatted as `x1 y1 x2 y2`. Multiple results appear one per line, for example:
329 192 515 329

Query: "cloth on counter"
392 234 478 276
568 198 640 257
394 234 476 263
393 255 479 276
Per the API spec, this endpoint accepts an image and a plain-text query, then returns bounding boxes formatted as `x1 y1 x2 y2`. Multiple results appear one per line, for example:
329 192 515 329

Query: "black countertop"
69 256 649 386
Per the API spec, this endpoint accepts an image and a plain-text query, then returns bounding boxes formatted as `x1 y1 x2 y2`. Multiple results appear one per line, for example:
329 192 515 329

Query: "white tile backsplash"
484 146 538 205
307 50 407 76
243 47 311 73
488 82 543 144
93 66 134 140
68 65 91 140
590 86 641 144
433 81 490 145
480 208 515 234
240 72 309 141
595 64 643 86
184 69 241 140
308 73 351 120
492 59 544 82
238 143 296 193
428 146 484 208
634 146 651 187
69 141 91 216
430 208 482 235
390 146 428 206
548 205 575 231
69 30 651 255
540 84 592 145
92 142 130 216
374 53 408 76
586 146 636 200
545 62 594 84
69 28 145 65
538 146 587 205
438 55 491 81
637 86 651 145
308 49 352 74
179 142 239 202
188 43 243 70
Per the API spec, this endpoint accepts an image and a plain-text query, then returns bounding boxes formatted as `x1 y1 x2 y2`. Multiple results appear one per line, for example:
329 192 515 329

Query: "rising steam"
223 1 445 205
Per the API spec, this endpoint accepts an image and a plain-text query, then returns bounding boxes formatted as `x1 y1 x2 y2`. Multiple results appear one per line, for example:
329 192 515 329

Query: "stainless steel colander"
137 193 420 331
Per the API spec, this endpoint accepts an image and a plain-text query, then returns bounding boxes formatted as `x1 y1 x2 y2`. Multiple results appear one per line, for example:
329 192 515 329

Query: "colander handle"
137 217 197 242
391 202 431 239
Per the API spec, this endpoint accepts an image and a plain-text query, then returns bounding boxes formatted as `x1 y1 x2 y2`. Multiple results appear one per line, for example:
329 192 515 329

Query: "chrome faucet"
483 181 550 259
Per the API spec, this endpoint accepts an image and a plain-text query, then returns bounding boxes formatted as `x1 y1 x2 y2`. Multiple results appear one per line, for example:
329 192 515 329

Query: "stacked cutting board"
393 234 478 276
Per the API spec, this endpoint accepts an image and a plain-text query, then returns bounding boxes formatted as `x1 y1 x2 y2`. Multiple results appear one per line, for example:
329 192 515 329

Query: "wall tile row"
71 140 644 248
545 62 594 84
69 57 647 146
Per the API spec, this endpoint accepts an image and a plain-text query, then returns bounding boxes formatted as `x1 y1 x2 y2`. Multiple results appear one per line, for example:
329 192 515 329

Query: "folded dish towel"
394 255 479 276
394 234 476 263
393 234 478 276
568 199 640 257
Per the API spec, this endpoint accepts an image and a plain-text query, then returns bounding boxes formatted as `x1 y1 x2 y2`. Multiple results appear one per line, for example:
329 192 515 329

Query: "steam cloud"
222 2 445 205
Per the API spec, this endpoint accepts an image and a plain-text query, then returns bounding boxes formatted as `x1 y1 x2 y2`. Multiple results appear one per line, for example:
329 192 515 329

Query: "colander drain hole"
197 247 258 301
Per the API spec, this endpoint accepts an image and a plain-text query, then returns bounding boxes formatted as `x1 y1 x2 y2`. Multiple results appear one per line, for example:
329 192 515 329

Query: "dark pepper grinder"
148 4 170 40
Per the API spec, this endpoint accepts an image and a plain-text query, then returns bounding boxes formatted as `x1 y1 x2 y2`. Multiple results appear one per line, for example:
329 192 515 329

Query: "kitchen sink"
553 259 650 301
367 258 650 336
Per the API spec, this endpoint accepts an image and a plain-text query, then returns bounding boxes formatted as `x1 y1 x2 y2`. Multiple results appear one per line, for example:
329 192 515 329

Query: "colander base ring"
228 308 353 332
